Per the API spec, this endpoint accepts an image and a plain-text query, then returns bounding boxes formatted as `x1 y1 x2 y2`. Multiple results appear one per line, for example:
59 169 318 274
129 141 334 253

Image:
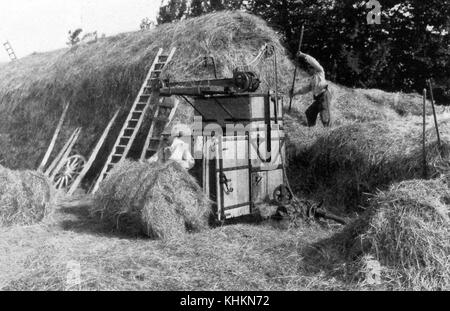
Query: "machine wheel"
233 71 251 92
273 185 293 205
53 154 86 190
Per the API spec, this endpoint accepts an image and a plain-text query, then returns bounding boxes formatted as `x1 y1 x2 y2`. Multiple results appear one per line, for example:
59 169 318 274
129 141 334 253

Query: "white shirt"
148 137 195 170
295 54 328 96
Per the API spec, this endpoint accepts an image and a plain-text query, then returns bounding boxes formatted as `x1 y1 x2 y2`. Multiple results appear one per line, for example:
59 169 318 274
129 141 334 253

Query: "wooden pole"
44 127 79 176
38 102 70 171
427 79 442 150
49 128 81 180
422 89 428 179
67 110 119 195
289 24 305 111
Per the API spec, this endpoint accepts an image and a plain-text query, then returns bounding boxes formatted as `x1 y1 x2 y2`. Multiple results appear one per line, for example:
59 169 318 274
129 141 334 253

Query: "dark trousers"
305 88 332 127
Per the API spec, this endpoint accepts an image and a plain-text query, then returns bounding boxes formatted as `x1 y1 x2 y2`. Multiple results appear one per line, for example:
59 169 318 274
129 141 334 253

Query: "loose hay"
289 118 450 212
93 160 212 240
333 177 450 290
0 165 54 227
357 88 433 117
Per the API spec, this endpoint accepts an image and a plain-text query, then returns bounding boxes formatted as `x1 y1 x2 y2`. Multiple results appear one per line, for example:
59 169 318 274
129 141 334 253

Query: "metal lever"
220 173 234 195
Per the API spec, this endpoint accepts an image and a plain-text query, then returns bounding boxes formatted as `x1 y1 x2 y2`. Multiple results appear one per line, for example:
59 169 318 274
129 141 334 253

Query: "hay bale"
0 165 54 227
335 177 450 290
289 118 450 212
93 160 212 240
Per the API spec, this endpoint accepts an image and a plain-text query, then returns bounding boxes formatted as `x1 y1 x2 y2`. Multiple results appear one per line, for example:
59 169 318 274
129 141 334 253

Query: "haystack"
289 118 450 212
357 88 434 117
0 165 54 227
93 160 211 240
0 11 296 170
333 177 450 290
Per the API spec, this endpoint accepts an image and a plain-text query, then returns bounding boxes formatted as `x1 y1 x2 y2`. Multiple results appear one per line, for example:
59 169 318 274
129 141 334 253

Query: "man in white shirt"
290 51 332 127
147 124 195 170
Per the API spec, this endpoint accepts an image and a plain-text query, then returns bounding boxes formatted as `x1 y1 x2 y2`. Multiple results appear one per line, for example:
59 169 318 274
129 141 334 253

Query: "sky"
0 0 161 62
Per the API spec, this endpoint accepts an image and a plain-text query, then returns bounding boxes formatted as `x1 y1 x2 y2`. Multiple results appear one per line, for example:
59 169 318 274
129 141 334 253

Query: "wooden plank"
44 127 79 176
67 110 119 196
49 127 82 181
38 101 70 171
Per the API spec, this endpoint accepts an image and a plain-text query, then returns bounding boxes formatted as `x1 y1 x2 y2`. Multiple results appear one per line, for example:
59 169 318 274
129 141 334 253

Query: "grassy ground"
0 197 361 291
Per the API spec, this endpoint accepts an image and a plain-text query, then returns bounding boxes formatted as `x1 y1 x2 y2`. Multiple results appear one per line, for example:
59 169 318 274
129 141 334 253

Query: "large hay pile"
288 84 428 127
0 11 295 170
357 88 434 117
0 165 54 227
93 160 211 240
288 118 450 212
332 177 450 290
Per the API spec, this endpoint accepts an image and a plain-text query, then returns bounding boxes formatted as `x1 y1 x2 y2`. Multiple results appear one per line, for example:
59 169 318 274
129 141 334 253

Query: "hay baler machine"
148 49 345 225
155 65 294 221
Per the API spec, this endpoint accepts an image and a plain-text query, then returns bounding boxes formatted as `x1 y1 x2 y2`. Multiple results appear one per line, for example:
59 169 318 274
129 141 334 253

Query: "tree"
157 0 188 24
155 0 450 93
140 17 155 30
157 0 249 21
67 28 83 46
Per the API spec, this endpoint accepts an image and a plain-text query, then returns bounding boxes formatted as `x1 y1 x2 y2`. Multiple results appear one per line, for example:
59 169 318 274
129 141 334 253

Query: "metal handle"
220 173 234 195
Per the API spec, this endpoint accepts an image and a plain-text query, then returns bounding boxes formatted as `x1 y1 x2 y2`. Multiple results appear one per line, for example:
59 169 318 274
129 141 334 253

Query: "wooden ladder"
139 97 179 161
91 47 176 193
3 41 17 61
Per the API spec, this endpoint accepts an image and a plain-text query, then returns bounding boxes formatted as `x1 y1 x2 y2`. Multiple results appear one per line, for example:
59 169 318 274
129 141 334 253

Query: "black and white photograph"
0 0 449 295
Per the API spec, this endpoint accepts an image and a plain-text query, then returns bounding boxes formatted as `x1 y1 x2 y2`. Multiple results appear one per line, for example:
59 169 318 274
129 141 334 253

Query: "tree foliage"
156 0 450 95
67 28 83 46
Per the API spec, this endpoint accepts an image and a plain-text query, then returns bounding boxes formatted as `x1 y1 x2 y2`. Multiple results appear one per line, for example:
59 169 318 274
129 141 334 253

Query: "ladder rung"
154 117 169 122
158 101 175 109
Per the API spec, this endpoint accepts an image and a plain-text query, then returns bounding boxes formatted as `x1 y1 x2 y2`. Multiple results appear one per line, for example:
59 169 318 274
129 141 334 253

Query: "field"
0 11 449 291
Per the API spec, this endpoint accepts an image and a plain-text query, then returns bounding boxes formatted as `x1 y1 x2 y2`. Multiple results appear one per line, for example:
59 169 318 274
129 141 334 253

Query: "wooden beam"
67 110 119 195
38 102 70 172
44 127 80 177
49 127 81 181
427 79 442 150
422 89 428 179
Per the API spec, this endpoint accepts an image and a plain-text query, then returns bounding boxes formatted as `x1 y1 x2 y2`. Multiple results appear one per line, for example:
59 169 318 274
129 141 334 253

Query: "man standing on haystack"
290 52 332 127
147 124 195 170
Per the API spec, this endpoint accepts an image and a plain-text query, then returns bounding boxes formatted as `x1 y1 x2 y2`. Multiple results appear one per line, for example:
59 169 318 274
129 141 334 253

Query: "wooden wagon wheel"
53 154 86 190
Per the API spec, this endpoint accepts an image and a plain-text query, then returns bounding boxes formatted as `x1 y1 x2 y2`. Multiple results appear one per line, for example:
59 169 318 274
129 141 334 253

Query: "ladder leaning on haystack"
91 47 178 194
3 41 17 61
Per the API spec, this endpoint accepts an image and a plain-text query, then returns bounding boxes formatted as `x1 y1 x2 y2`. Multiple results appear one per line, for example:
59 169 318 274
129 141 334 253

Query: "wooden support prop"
38 102 70 171
289 24 305 111
67 110 119 195
427 79 442 150
422 89 428 179
45 127 80 176
49 127 82 181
